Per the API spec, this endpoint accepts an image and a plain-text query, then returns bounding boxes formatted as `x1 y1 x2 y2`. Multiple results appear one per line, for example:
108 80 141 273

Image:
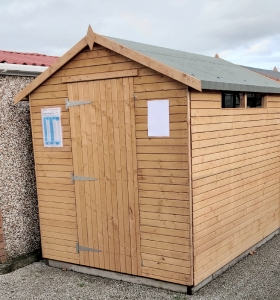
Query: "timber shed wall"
190 91 280 285
29 44 192 285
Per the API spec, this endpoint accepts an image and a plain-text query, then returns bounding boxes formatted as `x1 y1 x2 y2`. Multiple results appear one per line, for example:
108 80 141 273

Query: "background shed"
14 27 280 292
0 50 57 264
244 65 280 82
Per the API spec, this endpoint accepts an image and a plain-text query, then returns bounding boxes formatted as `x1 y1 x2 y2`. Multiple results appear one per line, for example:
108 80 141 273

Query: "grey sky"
1 0 279 69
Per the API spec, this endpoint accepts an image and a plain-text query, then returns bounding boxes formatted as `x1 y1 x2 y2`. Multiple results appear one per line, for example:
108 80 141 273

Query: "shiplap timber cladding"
190 91 280 285
134 73 191 285
28 44 192 285
30 80 79 265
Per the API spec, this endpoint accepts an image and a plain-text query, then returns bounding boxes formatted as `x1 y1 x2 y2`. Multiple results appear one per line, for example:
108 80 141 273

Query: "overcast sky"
1 0 279 69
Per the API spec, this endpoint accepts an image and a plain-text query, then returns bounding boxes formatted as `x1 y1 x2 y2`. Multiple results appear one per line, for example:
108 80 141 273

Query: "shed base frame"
48 228 279 295
48 260 189 293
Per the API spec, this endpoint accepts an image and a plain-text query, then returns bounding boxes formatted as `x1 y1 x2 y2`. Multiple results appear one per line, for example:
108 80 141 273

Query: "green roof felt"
106 36 280 94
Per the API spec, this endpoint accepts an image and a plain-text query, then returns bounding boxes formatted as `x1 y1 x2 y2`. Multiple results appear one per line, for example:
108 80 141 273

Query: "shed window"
222 92 245 108
247 93 264 108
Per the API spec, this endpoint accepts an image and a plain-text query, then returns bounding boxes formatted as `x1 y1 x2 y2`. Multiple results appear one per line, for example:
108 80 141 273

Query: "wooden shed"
14 26 280 293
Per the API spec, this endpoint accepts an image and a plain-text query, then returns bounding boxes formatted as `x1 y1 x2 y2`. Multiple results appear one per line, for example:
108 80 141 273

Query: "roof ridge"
104 35 201 56
104 36 232 64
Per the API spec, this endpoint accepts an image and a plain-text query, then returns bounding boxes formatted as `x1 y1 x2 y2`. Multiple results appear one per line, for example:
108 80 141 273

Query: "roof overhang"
14 26 202 103
0 63 47 77
201 81 280 94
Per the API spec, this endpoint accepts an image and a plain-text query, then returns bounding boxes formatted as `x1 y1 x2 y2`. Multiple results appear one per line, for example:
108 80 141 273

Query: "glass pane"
224 93 233 108
247 93 263 108
222 92 242 108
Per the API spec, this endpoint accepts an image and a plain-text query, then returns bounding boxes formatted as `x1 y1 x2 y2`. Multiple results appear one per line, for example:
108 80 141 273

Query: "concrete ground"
0 233 280 300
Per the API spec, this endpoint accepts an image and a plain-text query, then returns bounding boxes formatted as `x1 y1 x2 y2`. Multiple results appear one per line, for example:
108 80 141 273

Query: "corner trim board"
187 88 194 285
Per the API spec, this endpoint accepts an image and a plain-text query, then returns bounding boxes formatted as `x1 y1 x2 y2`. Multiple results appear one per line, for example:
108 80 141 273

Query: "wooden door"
67 78 141 276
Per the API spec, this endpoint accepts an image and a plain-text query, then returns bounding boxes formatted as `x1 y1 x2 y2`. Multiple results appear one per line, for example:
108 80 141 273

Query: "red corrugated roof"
0 50 59 66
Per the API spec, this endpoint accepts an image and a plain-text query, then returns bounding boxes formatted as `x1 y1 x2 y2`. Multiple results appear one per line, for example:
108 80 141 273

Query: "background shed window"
247 93 263 108
222 92 244 108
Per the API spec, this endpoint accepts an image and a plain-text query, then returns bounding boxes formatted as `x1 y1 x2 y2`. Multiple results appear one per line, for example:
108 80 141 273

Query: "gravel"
0 75 40 259
1 233 280 300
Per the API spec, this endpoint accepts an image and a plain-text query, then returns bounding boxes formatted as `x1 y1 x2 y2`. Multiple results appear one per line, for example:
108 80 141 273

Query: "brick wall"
0 211 6 263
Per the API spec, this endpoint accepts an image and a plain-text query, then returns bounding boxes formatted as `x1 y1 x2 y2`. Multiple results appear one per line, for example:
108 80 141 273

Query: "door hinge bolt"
76 243 101 253
65 98 92 110
71 174 98 182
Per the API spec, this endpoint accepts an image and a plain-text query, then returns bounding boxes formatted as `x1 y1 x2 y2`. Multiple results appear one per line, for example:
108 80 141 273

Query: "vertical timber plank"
109 78 121 272
76 82 90 266
81 81 94 267
118 78 132 274
104 79 116 271
87 80 100 268
68 83 83 265
100 80 115 270
113 79 126 273
92 81 105 269
123 77 137 275
129 77 142 275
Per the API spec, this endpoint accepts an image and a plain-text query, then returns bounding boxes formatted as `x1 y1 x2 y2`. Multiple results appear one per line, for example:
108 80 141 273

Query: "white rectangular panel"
148 99 170 137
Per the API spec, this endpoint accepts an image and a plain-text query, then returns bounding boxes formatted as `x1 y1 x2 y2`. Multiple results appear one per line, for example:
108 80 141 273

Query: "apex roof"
106 36 280 94
14 26 280 103
0 50 58 66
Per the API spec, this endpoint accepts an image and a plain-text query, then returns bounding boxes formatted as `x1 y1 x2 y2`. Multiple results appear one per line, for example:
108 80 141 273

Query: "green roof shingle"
106 36 280 94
